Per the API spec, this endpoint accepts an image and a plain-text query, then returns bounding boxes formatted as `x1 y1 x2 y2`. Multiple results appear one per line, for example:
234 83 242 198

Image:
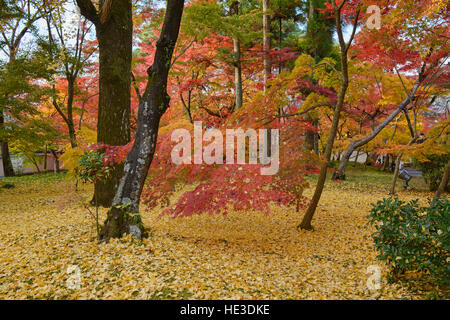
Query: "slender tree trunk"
263 0 271 91
44 145 48 171
333 83 420 180
313 119 319 154
381 154 388 171
99 0 185 242
390 155 401 194
298 4 360 230
278 16 282 74
31 157 41 173
180 91 193 123
67 78 77 148
433 159 450 202
304 114 316 151
353 148 360 166
231 1 243 109
50 149 60 173
0 114 14 176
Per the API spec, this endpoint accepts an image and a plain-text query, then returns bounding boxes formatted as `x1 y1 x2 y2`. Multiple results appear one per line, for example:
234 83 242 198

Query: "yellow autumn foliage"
0 169 442 299
60 127 97 177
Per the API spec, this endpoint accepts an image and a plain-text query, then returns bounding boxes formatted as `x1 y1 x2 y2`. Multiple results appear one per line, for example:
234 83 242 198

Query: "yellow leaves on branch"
60 127 97 176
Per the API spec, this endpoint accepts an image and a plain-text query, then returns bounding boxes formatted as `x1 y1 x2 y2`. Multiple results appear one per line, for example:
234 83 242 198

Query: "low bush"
368 197 449 288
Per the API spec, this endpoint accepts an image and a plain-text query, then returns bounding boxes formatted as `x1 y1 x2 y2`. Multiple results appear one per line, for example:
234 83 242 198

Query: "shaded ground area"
0 168 437 299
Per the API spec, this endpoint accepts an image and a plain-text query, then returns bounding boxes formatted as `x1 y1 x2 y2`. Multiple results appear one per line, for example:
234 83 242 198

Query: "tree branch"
131 72 142 102
75 0 99 24
99 0 113 24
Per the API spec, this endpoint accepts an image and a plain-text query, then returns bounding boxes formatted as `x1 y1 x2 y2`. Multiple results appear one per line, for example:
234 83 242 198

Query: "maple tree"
332 0 449 179
0 0 447 239
1 0 450 302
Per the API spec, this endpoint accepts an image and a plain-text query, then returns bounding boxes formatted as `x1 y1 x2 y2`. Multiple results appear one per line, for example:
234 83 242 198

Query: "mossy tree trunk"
76 0 132 207
98 0 185 241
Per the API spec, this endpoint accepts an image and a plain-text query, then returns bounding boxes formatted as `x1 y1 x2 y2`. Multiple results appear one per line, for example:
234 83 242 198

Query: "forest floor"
0 167 441 299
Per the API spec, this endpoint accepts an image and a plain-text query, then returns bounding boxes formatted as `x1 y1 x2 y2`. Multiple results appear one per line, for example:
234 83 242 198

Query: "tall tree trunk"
381 154 388 171
0 114 14 176
262 0 271 91
1 141 14 176
304 117 319 154
50 149 60 173
433 159 450 202
231 1 243 109
332 83 420 180
76 0 132 207
390 155 402 194
67 78 77 148
304 114 316 151
353 148 360 166
44 144 48 171
31 157 41 173
278 15 282 74
313 119 319 154
99 0 185 242
298 4 360 230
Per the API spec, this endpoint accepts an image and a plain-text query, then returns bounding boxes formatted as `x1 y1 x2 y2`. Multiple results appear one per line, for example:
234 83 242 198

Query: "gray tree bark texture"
231 1 243 109
332 83 420 180
263 0 270 91
98 0 185 241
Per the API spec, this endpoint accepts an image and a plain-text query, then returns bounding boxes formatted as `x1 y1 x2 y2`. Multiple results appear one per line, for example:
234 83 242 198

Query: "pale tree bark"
334 47 442 180
298 1 360 230
332 84 420 180
263 0 271 91
50 149 60 173
433 159 450 203
99 0 185 242
231 1 243 109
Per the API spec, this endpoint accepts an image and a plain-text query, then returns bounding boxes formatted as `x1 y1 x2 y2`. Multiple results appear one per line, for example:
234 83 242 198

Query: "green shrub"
368 197 450 287
75 150 111 183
